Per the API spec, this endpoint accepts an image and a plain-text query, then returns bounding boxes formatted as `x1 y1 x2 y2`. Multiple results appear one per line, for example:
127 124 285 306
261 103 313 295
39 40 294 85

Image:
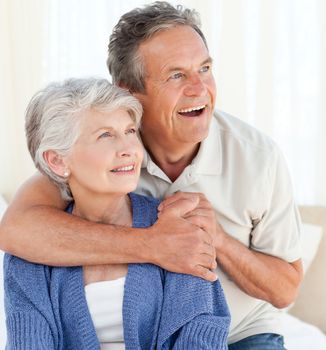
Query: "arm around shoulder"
0 173 147 266
0 173 67 260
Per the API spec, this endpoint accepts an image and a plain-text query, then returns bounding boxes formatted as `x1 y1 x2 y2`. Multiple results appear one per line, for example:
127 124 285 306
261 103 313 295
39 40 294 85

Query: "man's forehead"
139 26 210 72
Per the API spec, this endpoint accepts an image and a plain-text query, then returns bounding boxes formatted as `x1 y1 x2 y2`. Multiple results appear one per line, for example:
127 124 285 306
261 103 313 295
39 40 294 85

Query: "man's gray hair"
25 78 143 200
107 1 207 93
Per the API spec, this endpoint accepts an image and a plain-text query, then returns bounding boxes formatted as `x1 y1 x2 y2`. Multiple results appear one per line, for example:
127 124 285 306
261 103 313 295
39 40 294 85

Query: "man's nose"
184 75 207 97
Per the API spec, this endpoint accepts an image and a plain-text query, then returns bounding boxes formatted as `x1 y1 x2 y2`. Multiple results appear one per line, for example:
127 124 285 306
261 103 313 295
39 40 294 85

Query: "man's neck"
144 142 200 182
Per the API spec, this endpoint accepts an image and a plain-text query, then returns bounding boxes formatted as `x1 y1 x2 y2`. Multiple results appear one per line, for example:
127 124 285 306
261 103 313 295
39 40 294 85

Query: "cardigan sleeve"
4 254 56 349
157 272 230 350
170 314 228 350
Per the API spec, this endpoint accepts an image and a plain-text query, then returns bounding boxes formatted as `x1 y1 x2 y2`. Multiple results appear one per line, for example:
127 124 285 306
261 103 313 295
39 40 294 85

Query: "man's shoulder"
213 110 278 155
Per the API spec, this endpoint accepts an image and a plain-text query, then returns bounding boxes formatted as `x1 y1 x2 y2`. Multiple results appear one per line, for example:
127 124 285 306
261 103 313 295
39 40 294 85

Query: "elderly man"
0 2 302 349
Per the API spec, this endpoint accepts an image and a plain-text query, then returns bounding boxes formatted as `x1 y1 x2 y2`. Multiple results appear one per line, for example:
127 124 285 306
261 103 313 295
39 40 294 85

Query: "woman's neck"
72 193 132 226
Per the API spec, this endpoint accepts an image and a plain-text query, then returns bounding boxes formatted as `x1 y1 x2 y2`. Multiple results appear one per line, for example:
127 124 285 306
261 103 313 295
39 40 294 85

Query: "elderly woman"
4 78 230 350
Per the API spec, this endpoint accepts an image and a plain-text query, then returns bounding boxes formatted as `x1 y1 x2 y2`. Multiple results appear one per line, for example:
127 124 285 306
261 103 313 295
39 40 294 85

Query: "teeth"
178 105 206 113
112 165 134 172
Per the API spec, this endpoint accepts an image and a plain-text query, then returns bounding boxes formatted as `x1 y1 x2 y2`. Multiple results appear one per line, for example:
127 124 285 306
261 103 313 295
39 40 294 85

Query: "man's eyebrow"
165 57 213 73
202 57 213 65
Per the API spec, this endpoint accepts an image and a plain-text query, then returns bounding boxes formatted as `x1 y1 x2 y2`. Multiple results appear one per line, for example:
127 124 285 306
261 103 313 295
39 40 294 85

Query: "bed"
0 196 325 349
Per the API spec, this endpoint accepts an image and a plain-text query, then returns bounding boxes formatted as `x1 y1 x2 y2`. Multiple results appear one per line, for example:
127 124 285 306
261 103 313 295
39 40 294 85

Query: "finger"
159 197 200 217
200 252 217 270
193 265 218 282
184 215 212 236
158 192 201 211
195 197 214 210
183 208 214 218
204 243 217 262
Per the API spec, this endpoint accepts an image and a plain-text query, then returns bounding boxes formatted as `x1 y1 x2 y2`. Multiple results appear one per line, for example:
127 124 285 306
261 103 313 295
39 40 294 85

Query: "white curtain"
1 0 325 205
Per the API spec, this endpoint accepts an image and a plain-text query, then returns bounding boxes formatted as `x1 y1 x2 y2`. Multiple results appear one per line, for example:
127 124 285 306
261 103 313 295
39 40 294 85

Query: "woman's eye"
126 128 136 134
99 131 112 139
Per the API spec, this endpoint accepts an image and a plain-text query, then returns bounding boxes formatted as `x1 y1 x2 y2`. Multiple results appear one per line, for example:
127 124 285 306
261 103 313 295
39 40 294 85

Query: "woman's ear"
43 150 68 177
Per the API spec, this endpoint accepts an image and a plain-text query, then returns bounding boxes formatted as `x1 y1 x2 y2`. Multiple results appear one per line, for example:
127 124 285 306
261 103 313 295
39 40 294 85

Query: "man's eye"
199 65 210 73
170 72 183 80
99 132 112 139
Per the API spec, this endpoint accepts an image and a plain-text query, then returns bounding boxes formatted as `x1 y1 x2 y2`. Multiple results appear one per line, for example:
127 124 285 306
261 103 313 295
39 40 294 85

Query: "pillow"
282 313 326 349
300 223 323 274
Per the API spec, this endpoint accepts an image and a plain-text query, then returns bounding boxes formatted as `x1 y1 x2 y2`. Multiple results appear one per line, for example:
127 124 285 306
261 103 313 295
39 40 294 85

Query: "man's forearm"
0 195 218 281
215 233 303 308
0 205 149 266
0 174 149 266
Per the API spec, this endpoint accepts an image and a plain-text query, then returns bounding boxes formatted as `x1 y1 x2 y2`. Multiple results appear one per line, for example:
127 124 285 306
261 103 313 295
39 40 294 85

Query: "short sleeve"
250 147 302 262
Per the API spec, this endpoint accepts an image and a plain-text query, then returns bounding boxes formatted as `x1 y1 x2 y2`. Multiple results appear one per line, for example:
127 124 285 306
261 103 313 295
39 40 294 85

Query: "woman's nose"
116 139 133 158
118 150 131 157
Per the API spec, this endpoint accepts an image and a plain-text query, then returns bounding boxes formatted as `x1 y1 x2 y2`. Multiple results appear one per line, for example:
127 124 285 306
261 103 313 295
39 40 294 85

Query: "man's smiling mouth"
178 105 206 117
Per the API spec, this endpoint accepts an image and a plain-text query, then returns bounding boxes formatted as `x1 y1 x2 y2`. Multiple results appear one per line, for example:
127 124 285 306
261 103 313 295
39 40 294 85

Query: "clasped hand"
148 192 224 281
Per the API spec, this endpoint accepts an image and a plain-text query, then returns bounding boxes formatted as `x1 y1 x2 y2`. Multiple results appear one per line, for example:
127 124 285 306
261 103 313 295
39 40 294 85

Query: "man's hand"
146 193 218 281
149 192 218 282
159 192 224 250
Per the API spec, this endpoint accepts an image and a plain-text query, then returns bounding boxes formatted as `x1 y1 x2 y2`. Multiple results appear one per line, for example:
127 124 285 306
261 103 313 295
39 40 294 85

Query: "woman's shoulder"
129 192 160 227
129 192 160 207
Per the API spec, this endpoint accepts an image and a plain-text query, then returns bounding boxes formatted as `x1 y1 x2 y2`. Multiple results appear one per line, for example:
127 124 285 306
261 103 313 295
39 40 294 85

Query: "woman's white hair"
25 78 143 200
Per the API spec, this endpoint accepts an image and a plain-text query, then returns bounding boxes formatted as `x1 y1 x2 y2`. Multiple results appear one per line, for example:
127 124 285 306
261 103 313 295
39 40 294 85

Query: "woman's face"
66 108 143 198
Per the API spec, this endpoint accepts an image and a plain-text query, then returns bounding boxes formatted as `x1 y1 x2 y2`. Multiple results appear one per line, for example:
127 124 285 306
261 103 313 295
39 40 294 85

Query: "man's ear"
43 150 68 177
117 83 145 98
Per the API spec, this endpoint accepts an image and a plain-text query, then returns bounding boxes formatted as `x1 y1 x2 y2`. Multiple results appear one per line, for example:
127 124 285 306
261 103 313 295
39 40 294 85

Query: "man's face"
134 25 216 153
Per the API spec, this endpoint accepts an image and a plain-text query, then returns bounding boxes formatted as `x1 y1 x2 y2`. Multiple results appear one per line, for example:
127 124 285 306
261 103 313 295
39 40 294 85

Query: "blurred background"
1 0 325 205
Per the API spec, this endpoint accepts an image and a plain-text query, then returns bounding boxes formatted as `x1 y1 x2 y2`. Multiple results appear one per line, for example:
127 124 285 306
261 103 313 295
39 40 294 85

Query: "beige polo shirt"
136 110 301 344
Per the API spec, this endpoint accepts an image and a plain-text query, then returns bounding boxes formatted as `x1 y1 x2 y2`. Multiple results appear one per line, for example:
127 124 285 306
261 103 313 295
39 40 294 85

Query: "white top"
85 277 125 350
136 110 302 344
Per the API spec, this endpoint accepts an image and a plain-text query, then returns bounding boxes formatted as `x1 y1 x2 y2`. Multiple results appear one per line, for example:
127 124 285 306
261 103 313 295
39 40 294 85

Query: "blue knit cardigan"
4 193 230 349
